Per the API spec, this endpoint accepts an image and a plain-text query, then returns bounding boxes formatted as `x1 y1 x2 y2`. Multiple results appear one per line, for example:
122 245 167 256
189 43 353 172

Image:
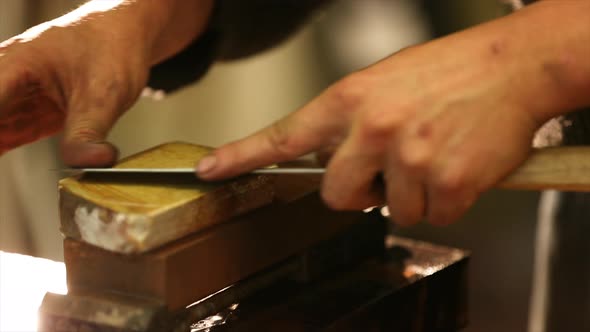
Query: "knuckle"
356 110 402 148
70 128 101 142
83 81 129 116
360 111 395 137
329 73 370 111
266 121 300 159
85 65 146 112
357 104 415 145
398 145 430 173
67 119 104 142
433 170 466 194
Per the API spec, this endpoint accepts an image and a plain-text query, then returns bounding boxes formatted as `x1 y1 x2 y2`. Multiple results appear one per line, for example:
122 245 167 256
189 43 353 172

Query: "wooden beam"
501 146 590 191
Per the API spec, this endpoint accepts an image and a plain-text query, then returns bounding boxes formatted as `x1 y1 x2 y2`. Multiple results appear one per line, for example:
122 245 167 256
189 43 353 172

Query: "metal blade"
62 167 326 175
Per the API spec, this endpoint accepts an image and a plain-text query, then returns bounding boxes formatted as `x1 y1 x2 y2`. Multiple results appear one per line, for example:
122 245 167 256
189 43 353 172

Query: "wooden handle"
500 147 590 191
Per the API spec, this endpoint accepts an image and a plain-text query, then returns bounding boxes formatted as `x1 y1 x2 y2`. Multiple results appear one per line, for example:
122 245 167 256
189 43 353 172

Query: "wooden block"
59 142 275 254
64 189 365 310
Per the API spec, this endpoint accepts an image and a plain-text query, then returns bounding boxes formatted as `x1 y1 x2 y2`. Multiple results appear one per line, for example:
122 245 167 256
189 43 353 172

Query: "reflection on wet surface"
191 303 239 332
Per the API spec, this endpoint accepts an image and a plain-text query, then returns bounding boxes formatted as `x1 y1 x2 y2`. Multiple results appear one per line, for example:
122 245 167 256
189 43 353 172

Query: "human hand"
0 0 213 166
0 22 150 166
196 25 552 226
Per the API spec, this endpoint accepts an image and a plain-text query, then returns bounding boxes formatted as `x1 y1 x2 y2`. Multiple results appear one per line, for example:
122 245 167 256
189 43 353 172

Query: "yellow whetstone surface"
59 142 275 254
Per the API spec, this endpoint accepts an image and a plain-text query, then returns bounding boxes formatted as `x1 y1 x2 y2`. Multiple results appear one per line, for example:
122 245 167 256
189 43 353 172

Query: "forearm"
411 0 590 124
504 0 590 120
145 0 215 65
20 0 214 66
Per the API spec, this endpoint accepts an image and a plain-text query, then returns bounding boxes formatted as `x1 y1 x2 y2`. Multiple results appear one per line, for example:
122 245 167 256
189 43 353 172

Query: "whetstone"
59 142 275 254
63 191 365 310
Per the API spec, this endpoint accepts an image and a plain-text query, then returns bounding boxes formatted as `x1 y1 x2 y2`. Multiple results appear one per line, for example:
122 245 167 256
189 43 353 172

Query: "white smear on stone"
95 307 126 326
94 306 146 327
533 118 563 148
74 206 151 253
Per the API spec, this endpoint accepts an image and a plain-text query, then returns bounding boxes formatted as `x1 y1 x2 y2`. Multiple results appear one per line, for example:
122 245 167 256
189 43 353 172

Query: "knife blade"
62 167 326 175
59 147 590 191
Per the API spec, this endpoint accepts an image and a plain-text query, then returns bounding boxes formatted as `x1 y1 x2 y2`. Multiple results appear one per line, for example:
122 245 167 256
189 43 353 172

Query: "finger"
321 135 385 211
197 95 349 180
60 96 123 167
426 178 476 226
384 163 427 227
426 143 532 225
381 121 436 226
425 157 478 226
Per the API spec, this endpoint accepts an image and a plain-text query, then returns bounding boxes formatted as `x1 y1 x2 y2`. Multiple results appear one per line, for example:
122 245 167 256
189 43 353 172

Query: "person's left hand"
195 24 548 226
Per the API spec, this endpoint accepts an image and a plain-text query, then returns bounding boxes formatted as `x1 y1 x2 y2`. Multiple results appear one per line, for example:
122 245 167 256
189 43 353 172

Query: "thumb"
196 98 346 180
60 99 123 167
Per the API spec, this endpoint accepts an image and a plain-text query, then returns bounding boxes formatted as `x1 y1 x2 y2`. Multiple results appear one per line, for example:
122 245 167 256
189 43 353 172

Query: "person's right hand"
0 19 150 166
197 1 590 226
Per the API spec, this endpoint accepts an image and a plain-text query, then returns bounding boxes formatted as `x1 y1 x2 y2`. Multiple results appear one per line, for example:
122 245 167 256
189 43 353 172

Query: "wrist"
141 0 215 65
502 1 590 122
423 0 590 125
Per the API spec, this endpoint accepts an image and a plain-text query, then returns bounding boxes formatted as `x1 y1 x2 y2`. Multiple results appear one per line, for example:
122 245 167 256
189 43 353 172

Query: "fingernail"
197 155 217 175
